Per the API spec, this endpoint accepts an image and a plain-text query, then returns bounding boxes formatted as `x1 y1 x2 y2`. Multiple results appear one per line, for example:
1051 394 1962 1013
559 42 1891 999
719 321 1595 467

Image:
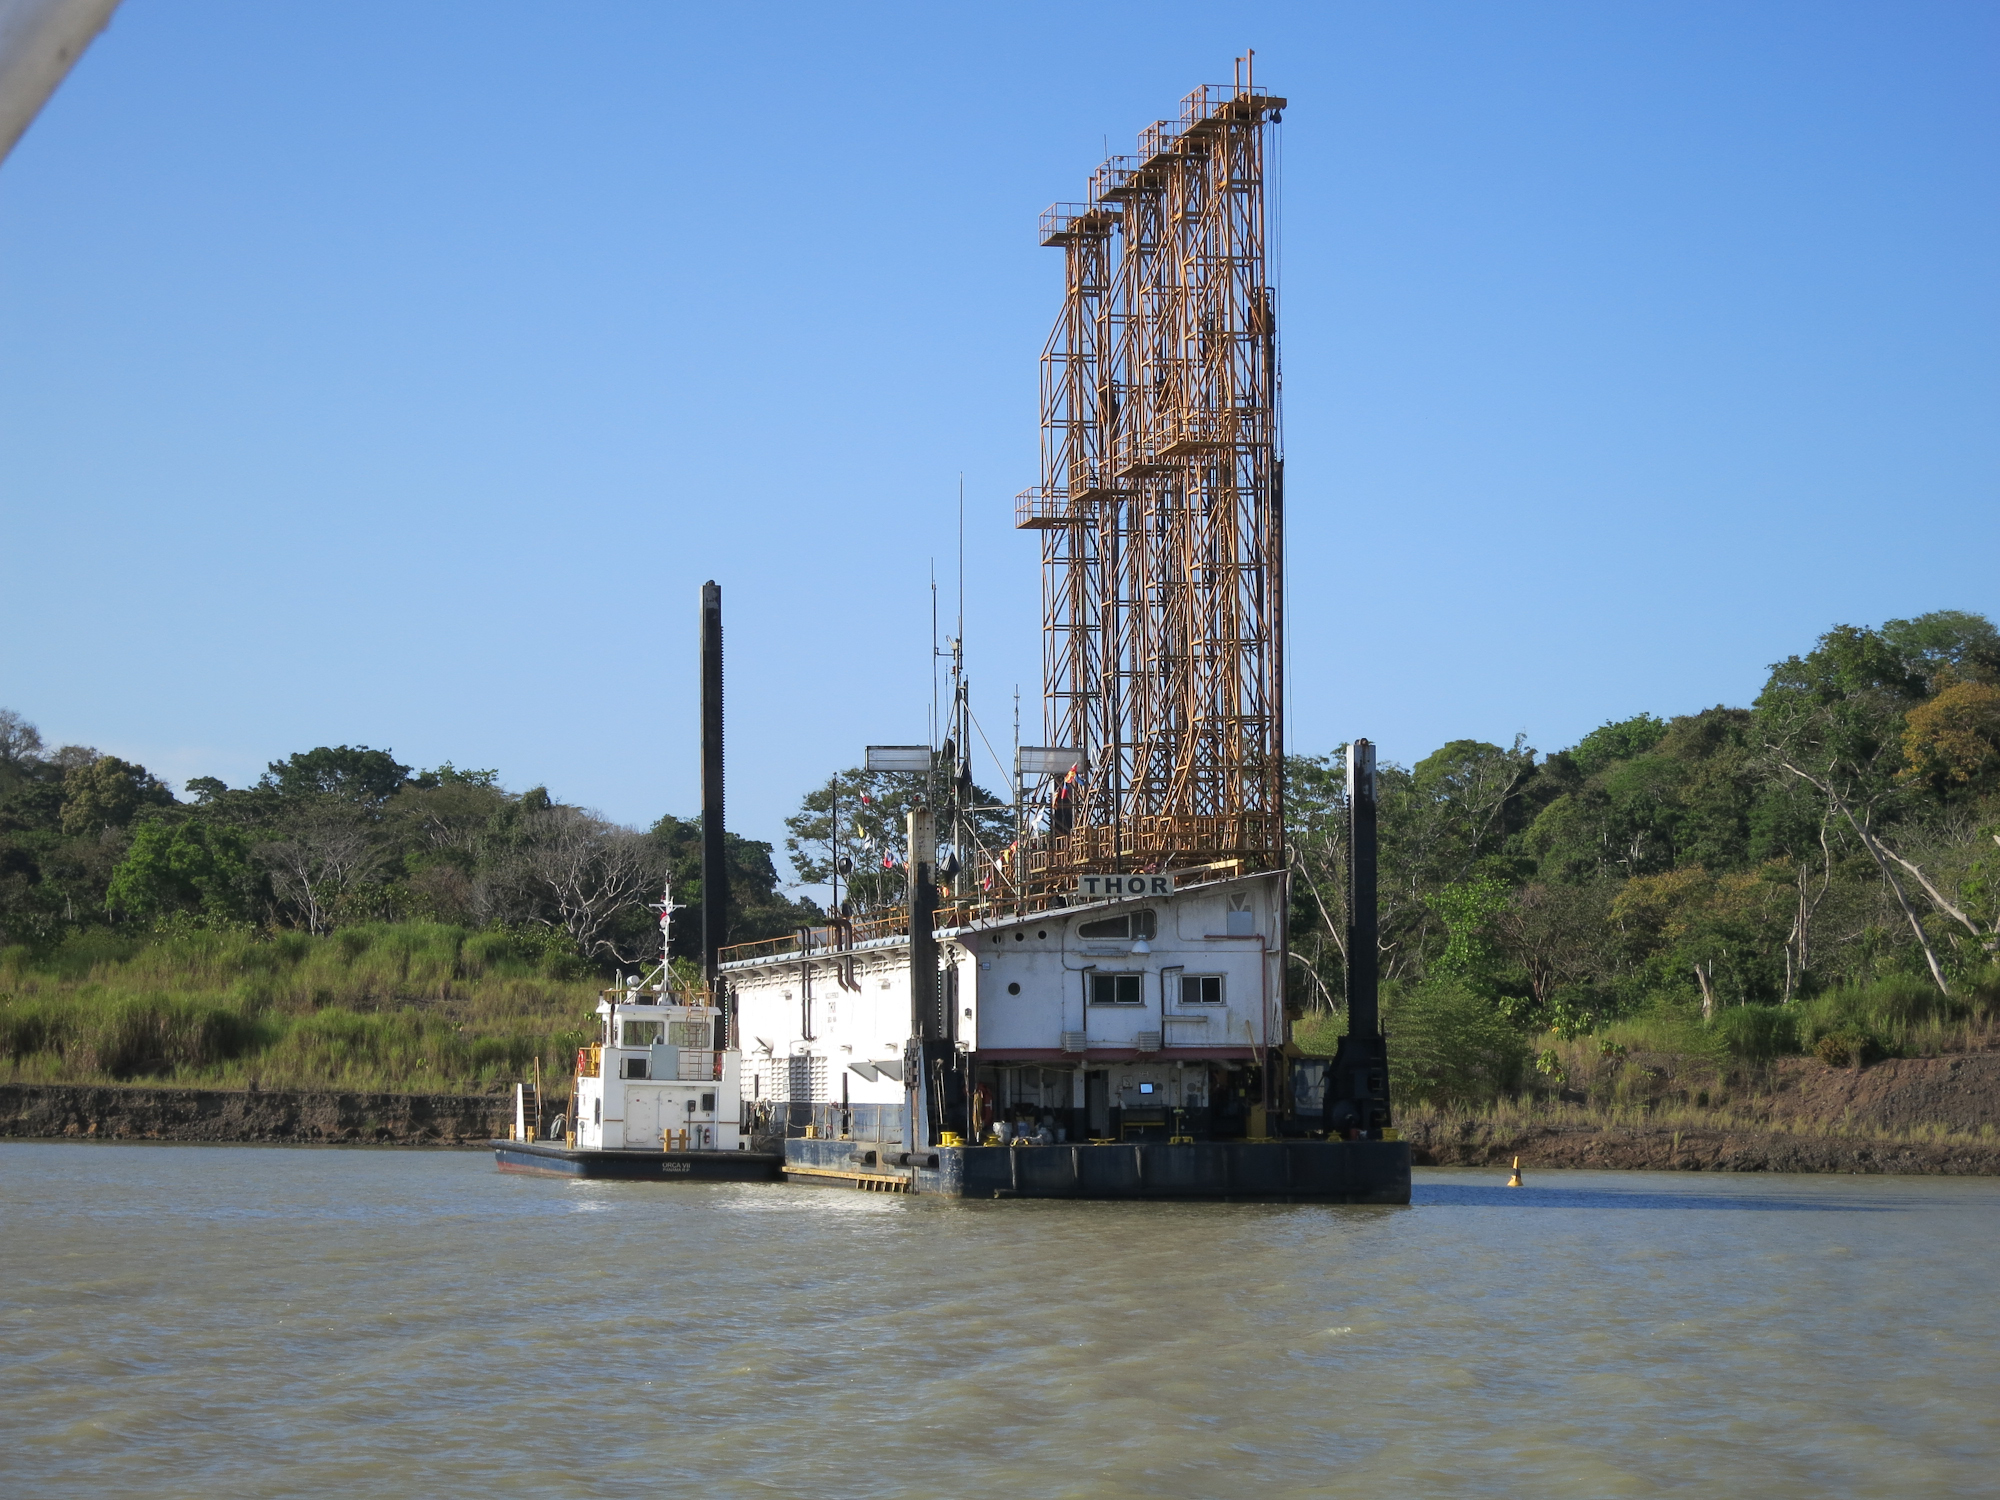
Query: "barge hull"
784 1138 1410 1203
493 1139 782 1182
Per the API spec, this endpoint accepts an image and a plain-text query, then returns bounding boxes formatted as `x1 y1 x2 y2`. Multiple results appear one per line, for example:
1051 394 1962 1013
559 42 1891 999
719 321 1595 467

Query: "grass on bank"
1392 1096 2000 1149
1293 969 2000 1114
0 922 603 1094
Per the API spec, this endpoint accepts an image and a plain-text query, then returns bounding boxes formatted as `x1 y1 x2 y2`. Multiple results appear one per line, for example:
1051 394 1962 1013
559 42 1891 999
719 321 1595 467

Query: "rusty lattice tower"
1016 65 1285 886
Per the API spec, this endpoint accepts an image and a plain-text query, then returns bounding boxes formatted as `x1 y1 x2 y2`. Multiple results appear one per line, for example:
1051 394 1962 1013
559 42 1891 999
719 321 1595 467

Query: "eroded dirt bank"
1403 1046 2000 1174
1401 1118 2000 1174
0 1084 506 1145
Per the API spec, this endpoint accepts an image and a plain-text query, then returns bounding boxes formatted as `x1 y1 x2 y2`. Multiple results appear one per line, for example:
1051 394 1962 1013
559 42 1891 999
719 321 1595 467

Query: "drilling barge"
726 741 1406 1204
724 70 1405 1202
498 69 1407 1203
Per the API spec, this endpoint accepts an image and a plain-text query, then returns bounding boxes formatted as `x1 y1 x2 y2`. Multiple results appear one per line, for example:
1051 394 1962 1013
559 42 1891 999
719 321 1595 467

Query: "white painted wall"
722 872 1287 1082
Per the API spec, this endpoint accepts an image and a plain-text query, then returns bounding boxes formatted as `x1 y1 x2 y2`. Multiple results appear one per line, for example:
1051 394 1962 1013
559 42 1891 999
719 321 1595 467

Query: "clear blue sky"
3 1 1994 879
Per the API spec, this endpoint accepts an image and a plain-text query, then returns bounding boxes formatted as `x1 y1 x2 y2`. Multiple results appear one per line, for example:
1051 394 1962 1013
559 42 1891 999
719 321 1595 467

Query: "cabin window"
1077 910 1157 941
701 1092 715 1111
621 1020 665 1047
668 1021 708 1048
1089 973 1143 1006
593 1099 601 1124
620 1056 650 1079
1179 975 1224 1005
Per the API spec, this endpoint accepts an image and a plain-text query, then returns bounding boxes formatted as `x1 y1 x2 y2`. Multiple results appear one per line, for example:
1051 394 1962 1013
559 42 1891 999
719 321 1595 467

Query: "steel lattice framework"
1016 73 1286 883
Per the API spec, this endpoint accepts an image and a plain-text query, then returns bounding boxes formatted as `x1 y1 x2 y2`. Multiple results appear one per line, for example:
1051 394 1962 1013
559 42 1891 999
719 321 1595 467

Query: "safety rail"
599 982 714 1008
1039 202 1117 246
1090 154 1146 202
751 1101 906 1144
671 1049 721 1082
1015 486 1079 529
717 853 1266 970
719 911 911 966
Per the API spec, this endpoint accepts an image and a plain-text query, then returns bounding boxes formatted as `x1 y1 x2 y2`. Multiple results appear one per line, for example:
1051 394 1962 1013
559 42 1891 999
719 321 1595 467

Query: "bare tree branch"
1773 756 1951 996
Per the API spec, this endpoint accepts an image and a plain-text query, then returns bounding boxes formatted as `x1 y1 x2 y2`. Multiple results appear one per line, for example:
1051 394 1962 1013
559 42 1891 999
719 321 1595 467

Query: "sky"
3 1 1995 883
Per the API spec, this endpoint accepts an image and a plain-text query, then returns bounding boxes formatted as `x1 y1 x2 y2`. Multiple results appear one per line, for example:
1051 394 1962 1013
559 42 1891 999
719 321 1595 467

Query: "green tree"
1754 615 1993 994
1423 875 1512 990
650 814 819 962
784 762 1013 914
1569 714 1668 776
260 745 412 805
1877 610 2000 689
60 756 175 836
106 818 259 922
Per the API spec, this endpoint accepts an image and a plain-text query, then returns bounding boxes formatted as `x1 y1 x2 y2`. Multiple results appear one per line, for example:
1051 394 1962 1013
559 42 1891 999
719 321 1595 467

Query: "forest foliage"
4 609 1997 1099
0 728 815 963
1288 610 2000 1106
0 728 818 1091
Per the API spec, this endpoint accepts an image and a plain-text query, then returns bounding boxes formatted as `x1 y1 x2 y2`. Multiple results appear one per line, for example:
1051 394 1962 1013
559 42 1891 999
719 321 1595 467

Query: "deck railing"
716 857 1259 968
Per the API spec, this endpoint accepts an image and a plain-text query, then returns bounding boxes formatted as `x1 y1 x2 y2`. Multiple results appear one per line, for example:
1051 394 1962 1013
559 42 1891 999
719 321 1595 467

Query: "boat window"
1089 973 1143 1006
621 1020 665 1047
620 1056 650 1079
668 1021 708 1048
1179 975 1224 1005
1077 910 1157 941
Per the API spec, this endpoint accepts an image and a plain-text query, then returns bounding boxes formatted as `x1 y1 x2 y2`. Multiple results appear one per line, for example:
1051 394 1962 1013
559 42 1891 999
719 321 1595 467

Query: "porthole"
1037 930 1047 940
1007 982 1021 995
1014 932 1024 942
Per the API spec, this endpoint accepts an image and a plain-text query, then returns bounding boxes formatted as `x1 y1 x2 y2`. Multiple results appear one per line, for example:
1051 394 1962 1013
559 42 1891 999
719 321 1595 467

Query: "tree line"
7 607 1996 1043
0 729 814 965
1286 609 2000 1036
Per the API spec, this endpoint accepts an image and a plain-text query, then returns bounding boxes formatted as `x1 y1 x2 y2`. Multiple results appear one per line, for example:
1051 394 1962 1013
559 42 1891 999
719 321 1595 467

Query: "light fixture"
1131 937 1151 955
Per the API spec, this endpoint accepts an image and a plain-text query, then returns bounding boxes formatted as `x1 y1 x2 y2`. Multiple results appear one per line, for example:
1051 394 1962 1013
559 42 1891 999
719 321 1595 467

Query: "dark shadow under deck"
784 1137 1411 1202
492 1138 783 1181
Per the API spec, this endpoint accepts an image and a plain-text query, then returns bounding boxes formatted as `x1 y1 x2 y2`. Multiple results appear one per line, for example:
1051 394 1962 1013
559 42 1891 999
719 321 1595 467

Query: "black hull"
783 1137 1411 1203
492 1139 783 1182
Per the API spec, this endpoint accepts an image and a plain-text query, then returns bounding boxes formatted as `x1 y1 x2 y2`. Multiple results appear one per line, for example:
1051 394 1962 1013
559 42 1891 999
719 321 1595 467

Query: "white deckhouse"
721 858 1285 1148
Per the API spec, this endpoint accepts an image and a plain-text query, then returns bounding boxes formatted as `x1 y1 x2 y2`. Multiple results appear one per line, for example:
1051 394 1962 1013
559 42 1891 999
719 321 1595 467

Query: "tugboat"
492 888 781 1183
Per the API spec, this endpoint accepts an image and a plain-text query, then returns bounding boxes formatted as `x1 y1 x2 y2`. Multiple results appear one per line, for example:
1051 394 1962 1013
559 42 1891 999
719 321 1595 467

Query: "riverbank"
0 1083 506 1145
1401 1117 2000 1174
4 1082 1995 1173
1400 1046 2000 1174
6 1045 1997 1167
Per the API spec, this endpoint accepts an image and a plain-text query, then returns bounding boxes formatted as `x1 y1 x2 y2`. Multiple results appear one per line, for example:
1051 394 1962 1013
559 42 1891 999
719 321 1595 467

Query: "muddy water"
2 1145 1995 1498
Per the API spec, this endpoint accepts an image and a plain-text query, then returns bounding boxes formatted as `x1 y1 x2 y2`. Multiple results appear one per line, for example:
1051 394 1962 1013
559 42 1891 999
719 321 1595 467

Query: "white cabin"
572 986 743 1152
722 867 1285 1145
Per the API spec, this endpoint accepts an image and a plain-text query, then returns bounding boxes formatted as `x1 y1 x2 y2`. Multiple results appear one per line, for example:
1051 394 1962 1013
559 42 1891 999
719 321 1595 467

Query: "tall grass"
1294 979 1529 1109
1294 966 2000 1115
0 923 600 1093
